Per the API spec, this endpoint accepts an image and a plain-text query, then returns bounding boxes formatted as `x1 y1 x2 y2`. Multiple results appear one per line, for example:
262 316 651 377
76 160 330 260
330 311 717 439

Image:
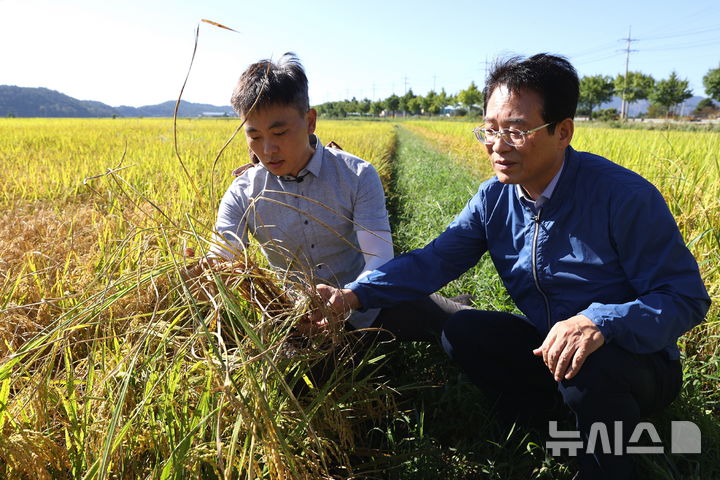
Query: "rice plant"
0 117 397 478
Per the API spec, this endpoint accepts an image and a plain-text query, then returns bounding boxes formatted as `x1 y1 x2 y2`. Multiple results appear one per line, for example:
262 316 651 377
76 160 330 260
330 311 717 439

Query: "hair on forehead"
230 52 309 117
484 53 579 134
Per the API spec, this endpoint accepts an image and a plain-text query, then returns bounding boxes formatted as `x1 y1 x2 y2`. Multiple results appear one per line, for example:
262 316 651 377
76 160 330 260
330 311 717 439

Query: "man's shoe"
449 294 474 306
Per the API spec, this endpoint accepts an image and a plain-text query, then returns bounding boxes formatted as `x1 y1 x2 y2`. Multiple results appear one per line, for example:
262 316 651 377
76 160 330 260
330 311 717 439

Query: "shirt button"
304 220 308 225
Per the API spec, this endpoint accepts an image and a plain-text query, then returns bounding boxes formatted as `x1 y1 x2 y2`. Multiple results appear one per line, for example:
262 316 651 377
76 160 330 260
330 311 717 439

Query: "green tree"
432 88 451 114
579 75 614 120
421 90 436 115
358 98 371 115
407 96 423 115
457 81 483 112
703 65 720 102
649 71 693 117
385 94 400 117
398 89 416 116
614 72 654 118
398 97 408 115
693 98 717 117
369 101 383 116
314 103 327 116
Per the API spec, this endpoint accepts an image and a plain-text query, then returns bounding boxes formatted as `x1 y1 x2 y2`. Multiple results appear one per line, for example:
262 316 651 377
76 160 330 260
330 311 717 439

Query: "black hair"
230 52 309 117
484 54 579 134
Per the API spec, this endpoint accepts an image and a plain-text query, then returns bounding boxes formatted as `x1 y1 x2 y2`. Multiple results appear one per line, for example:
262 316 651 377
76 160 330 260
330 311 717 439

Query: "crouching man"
207 52 469 343
313 54 710 479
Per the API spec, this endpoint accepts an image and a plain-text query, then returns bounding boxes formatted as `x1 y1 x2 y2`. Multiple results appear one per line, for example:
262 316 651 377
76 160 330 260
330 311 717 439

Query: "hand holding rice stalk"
182 247 346 340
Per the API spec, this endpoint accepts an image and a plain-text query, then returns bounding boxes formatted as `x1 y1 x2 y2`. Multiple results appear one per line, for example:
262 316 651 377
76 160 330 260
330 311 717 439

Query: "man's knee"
441 309 535 360
560 344 680 418
559 345 642 414
441 309 478 358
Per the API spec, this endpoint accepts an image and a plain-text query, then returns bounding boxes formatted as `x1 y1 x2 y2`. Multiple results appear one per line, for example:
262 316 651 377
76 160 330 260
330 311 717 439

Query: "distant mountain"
115 100 236 118
0 85 236 118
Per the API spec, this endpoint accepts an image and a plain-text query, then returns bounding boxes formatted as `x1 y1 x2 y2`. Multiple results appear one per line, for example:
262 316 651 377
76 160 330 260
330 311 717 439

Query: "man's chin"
262 161 287 174
495 173 518 185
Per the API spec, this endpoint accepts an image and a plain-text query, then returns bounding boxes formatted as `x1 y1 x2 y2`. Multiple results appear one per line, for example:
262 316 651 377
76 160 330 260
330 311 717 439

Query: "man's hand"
294 285 360 336
318 284 361 312
295 316 331 336
304 284 361 326
180 249 220 302
533 315 605 381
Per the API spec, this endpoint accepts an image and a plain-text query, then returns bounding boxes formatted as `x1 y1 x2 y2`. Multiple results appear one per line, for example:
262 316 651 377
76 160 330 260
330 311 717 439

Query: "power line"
570 21 720 68
641 24 720 42
641 6 716 37
573 51 624 66
641 38 720 52
567 40 623 59
481 56 491 84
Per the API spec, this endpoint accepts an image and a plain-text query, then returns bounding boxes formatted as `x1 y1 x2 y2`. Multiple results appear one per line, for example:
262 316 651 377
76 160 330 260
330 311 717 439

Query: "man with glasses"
313 54 710 479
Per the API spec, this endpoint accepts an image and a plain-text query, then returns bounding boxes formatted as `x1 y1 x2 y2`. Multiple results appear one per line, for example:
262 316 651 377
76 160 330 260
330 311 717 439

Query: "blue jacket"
349 146 710 360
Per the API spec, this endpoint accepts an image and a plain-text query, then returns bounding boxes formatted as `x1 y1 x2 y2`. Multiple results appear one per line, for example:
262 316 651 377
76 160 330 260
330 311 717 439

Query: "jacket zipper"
531 208 552 332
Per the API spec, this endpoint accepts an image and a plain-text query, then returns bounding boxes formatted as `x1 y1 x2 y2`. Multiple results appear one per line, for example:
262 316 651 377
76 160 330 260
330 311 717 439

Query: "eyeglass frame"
472 122 554 147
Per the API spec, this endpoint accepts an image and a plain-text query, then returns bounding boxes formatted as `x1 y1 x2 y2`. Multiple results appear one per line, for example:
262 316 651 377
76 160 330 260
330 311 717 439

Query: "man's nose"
491 135 512 153
263 140 279 154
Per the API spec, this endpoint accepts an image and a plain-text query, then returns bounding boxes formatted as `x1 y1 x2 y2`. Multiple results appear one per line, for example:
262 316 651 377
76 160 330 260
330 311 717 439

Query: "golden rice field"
1 116 718 478
0 118 396 479
406 120 720 320
0 118 394 324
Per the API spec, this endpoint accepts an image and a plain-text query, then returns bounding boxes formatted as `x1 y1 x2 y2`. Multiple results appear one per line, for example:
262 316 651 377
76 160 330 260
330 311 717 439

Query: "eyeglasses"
473 122 553 147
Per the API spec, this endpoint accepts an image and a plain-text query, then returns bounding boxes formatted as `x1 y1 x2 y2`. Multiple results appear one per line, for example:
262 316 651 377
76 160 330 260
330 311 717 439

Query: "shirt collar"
516 160 565 209
304 134 323 177
277 134 322 182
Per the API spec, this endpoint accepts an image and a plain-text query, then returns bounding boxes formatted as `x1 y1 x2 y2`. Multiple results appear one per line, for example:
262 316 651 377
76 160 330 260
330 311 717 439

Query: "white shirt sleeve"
355 230 394 281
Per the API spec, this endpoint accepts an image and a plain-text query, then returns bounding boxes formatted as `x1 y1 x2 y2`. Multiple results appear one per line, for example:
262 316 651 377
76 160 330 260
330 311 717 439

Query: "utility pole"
433 74 437 92
403 76 409 95
620 26 637 120
482 56 491 83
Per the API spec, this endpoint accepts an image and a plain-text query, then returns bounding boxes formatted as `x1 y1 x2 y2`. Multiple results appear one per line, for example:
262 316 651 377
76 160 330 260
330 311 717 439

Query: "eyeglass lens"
480 129 525 146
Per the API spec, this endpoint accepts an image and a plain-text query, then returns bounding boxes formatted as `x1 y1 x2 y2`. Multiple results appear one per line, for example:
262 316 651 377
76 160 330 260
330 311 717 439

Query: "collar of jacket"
516 146 578 216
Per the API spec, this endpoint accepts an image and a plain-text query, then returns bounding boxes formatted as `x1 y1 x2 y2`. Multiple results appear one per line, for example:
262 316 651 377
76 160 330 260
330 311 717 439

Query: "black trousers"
441 309 683 480
368 293 473 342
301 294 469 394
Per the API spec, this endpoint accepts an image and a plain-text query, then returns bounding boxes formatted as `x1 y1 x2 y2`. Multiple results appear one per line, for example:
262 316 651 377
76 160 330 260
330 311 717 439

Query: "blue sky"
2 0 719 107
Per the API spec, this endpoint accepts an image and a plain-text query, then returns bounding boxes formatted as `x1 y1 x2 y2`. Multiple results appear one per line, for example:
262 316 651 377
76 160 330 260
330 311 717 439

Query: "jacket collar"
542 146 577 209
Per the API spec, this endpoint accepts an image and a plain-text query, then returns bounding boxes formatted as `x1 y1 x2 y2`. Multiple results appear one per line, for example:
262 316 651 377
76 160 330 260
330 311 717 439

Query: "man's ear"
555 118 574 148
306 108 317 135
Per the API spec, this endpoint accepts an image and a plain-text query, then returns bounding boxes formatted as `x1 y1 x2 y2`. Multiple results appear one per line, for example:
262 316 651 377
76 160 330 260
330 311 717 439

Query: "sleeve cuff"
579 306 614 344
345 281 371 313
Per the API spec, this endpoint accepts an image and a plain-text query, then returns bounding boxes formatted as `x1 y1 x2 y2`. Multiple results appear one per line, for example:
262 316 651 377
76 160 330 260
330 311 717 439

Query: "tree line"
580 66 720 119
315 65 720 120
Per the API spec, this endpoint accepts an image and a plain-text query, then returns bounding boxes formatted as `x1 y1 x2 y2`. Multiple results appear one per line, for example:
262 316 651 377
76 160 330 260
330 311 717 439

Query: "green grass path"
387 126 511 309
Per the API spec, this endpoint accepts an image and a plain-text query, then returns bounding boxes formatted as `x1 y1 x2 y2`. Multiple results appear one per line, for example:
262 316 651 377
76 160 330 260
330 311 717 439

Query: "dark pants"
441 309 683 480
369 293 473 342
302 294 469 394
